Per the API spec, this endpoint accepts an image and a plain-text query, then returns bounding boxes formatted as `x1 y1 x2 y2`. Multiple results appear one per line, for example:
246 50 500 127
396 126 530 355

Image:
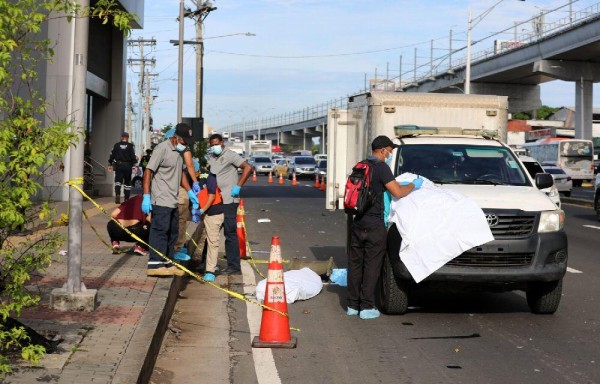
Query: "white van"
519 155 561 208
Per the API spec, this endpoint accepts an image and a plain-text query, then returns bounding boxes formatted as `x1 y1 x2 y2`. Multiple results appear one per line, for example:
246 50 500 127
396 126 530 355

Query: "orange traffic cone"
236 200 248 260
314 173 320 188
268 171 273 183
252 236 297 349
319 175 326 191
278 172 284 185
252 169 257 182
292 171 298 186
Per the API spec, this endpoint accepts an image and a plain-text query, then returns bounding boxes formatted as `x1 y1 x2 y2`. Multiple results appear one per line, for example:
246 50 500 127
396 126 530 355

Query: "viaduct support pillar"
575 78 593 140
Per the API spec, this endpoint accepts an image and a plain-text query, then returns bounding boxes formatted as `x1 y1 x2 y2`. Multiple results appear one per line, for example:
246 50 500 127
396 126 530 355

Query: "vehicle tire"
526 279 562 314
573 180 582 187
563 191 571 197
378 253 409 315
288 170 293 180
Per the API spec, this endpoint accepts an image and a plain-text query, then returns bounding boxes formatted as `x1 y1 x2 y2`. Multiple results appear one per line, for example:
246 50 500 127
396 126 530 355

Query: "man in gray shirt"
207 133 252 274
142 123 199 277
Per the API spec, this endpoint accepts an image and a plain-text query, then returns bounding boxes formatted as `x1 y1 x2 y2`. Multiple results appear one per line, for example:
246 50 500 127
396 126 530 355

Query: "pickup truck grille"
486 213 536 238
447 253 534 267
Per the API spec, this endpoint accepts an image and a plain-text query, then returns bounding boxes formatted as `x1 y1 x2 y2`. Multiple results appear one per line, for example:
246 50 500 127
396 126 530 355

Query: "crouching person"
107 194 150 255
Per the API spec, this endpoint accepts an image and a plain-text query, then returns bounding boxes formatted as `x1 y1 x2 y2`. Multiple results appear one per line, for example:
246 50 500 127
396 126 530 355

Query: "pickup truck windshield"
396 144 531 186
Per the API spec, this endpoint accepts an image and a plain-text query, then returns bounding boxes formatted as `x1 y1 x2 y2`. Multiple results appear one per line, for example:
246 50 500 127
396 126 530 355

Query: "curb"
112 275 185 384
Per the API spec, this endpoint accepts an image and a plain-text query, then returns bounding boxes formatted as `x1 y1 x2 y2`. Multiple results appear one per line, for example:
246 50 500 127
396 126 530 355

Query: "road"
154 176 600 384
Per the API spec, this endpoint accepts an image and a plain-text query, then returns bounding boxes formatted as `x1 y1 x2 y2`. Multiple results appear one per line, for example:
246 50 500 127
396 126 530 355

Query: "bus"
521 138 594 186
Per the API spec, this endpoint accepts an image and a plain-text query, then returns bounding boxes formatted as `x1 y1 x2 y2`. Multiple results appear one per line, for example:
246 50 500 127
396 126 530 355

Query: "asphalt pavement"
152 176 600 384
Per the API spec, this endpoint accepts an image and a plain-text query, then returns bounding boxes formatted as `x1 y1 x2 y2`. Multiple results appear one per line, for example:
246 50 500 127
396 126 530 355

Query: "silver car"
249 156 274 175
287 156 317 179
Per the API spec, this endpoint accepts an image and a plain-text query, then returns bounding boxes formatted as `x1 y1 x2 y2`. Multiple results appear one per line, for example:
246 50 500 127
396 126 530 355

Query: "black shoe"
224 268 241 276
115 196 120 204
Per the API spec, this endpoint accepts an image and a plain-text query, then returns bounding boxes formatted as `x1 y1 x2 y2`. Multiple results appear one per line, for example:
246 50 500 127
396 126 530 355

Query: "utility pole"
127 38 155 153
126 82 133 137
52 0 97 312
185 1 217 121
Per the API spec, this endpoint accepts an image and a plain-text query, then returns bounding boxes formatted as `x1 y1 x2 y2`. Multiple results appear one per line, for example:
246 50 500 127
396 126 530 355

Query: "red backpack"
344 160 376 215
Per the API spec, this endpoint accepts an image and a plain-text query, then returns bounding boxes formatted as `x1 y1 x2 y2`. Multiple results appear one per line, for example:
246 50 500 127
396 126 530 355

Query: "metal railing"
224 1 600 134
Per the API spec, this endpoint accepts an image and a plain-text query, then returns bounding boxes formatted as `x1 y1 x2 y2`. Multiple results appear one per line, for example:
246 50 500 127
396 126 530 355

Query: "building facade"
43 1 145 201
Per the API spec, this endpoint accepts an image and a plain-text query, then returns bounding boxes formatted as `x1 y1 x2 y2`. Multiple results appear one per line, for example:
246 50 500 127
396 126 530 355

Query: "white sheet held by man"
388 173 494 283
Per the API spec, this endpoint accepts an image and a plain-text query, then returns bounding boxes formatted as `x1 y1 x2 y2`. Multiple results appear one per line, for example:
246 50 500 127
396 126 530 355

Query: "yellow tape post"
66 179 296 323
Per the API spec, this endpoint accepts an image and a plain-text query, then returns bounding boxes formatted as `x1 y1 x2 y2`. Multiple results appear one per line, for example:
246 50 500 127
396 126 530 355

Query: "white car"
519 156 562 208
542 166 573 197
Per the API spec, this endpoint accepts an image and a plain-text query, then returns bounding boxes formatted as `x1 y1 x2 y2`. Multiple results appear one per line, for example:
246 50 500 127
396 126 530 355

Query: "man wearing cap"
141 123 200 277
108 131 137 204
207 133 252 275
347 135 422 320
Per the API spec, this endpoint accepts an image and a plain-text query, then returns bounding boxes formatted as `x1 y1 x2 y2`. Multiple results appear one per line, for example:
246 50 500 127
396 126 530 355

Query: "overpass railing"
225 1 600 134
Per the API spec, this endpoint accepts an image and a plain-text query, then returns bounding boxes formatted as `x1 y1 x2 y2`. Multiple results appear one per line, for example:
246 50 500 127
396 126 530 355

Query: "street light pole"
465 0 525 95
465 11 473 94
177 0 184 123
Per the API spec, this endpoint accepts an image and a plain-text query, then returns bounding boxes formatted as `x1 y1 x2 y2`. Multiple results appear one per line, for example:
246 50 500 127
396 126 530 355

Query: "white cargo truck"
327 92 567 314
246 140 272 158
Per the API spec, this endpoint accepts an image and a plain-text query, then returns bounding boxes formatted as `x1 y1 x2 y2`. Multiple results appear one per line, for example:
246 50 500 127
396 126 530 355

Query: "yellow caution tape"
66 179 296 323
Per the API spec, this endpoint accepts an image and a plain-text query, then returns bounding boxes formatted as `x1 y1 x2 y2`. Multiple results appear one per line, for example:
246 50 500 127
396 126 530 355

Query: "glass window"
295 157 316 165
522 161 544 178
396 144 530 186
544 168 566 175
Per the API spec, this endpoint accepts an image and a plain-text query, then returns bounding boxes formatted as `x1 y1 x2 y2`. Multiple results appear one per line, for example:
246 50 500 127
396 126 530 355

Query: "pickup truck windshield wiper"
435 180 463 184
463 179 507 186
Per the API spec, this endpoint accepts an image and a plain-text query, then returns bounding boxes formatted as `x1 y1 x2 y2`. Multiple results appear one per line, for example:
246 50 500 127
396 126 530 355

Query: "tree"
536 105 560 120
0 0 137 374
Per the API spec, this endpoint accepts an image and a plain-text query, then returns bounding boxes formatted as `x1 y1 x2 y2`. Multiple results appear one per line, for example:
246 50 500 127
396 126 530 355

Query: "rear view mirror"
535 173 554 189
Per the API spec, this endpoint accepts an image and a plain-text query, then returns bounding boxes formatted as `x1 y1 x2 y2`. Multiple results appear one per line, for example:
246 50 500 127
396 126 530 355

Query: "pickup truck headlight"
538 210 565 233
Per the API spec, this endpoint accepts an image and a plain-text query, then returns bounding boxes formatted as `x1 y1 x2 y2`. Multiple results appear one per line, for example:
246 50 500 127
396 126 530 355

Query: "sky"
128 0 600 133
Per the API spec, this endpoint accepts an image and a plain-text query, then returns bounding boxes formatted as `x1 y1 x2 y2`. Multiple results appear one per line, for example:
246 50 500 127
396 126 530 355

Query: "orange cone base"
252 336 297 349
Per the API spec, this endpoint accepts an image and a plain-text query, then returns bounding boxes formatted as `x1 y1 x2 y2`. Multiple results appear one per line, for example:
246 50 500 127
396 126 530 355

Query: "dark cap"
371 135 397 151
121 131 129 137
174 123 194 147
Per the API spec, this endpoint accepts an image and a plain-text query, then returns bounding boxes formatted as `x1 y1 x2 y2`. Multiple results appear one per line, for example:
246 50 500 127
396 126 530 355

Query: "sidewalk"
6 196 181 384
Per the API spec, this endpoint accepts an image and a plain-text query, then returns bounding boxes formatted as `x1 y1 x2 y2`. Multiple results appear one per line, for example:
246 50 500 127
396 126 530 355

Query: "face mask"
211 145 223 156
385 155 393 165
176 143 186 152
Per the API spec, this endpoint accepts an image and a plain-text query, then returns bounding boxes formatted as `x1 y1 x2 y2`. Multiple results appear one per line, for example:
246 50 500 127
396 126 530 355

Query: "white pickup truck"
327 92 567 314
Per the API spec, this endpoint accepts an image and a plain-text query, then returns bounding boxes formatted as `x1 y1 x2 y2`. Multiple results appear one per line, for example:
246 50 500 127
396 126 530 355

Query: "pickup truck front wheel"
526 279 562 314
378 253 409 315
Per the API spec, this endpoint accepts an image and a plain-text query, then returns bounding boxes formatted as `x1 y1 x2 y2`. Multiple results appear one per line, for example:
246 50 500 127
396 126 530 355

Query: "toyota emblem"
486 214 499 227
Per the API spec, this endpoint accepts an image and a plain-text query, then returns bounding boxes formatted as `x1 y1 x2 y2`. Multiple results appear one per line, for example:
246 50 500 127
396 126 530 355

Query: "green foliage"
512 112 531 120
0 0 137 374
536 105 560 120
193 139 208 162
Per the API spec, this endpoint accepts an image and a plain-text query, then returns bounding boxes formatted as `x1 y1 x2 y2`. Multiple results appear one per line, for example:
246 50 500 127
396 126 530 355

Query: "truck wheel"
378 253 409 315
526 279 562 314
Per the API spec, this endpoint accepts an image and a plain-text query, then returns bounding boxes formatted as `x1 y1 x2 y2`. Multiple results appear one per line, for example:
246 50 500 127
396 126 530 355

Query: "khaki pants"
199 213 224 274
175 187 191 252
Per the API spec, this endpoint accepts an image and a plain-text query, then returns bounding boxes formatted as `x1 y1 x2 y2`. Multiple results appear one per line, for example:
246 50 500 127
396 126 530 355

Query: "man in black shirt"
108 132 137 204
347 135 423 320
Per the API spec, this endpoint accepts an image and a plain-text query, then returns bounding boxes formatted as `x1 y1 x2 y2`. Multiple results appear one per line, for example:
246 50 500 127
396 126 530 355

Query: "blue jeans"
223 203 241 270
148 205 179 269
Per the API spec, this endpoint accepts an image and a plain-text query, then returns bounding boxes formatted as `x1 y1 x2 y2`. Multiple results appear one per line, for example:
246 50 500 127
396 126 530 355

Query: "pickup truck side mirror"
535 173 554 189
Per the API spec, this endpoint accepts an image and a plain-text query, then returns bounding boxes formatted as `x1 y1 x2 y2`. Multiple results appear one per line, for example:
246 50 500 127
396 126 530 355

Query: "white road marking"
242 261 282 384
583 225 600 230
567 267 583 274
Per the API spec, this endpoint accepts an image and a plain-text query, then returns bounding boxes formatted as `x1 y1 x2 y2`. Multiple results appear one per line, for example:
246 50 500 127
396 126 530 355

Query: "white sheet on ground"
256 267 323 304
389 173 494 283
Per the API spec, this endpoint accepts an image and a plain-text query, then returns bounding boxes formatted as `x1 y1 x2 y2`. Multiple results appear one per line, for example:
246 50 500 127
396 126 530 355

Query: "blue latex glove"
192 181 201 194
398 181 411 186
231 185 241 198
191 208 204 223
412 178 424 190
141 194 152 214
187 190 199 210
